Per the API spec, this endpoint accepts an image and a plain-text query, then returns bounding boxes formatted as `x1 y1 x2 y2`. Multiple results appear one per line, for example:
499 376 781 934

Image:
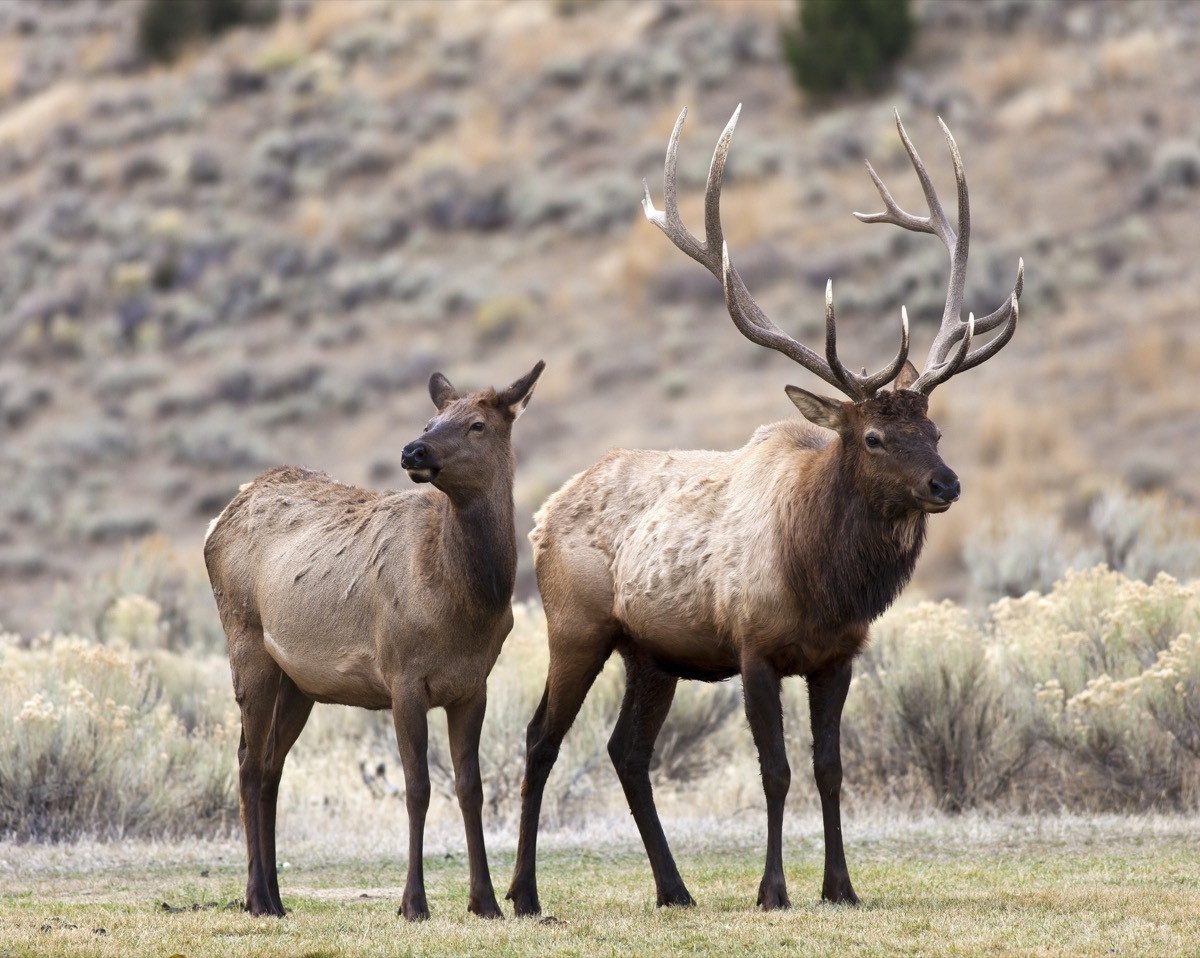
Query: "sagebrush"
3 547 1198 843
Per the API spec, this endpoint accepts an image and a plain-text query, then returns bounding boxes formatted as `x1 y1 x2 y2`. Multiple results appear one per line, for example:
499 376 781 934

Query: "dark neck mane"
783 448 927 631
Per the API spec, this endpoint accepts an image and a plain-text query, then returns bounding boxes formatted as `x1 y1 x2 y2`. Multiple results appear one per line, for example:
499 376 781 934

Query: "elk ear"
892 360 919 392
785 385 845 431
428 373 459 410
497 360 545 421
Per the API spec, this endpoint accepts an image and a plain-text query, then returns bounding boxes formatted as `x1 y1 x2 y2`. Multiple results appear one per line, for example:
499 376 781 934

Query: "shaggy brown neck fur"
783 442 927 633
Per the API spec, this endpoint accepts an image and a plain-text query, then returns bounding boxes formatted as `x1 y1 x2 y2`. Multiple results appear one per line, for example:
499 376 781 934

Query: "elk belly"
262 628 392 708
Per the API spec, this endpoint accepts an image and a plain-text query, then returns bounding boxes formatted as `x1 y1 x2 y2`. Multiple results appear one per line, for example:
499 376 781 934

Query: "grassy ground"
2 815 1196 957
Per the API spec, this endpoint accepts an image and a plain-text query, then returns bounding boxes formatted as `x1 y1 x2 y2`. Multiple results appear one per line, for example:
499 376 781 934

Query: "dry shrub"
847 601 1034 812
52 535 226 654
0 633 236 841
651 680 742 784
963 509 1080 601
253 0 381 67
0 35 20 102
996 568 1200 810
0 81 85 147
10 557 1199 847
349 568 1200 824
844 567 1200 814
965 393 1092 523
964 488 1200 604
1143 631 1200 759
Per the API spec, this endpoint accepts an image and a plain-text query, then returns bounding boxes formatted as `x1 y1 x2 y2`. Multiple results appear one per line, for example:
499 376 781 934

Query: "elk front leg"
807 660 859 905
392 691 432 921
446 690 503 919
741 657 790 910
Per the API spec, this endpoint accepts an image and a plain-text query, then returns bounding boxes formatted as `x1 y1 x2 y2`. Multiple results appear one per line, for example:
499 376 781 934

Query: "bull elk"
204 361 544 920
506 107 1022 914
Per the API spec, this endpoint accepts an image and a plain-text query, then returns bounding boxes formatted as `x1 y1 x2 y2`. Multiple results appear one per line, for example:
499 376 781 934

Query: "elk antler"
643 106 910 403
854 112 1023 395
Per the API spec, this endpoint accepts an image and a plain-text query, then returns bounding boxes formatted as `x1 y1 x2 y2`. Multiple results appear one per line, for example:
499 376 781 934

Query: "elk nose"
930 470 960 502
401 441 429 469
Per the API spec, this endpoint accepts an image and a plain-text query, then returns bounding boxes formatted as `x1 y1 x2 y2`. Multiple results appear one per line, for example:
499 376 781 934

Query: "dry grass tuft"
0 80 84 145
1098 29 1169 86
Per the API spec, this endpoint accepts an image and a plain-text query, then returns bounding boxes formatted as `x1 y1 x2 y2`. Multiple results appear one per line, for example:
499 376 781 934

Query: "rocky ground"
1 0 1198 633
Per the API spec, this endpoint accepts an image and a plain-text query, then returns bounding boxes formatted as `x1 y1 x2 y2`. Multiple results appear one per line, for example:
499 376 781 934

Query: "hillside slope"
1 0 1198 632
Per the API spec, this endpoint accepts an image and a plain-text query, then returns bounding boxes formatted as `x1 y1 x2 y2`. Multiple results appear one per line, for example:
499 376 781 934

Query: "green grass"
2 818 1197 957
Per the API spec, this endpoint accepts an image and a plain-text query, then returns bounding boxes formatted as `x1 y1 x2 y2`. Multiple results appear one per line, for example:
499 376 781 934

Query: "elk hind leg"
260 672 314 915
446 690 502 919
608 651 693 907
231 635 289 917
507 625 613 917
807 660 859 905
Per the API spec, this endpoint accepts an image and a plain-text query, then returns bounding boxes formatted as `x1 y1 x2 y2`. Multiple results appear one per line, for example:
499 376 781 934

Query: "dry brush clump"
0 627 237 842
844 566 1200 814
5 556 1199 846
845 601 1037 813
993 567 1200 810
963 487 1200 604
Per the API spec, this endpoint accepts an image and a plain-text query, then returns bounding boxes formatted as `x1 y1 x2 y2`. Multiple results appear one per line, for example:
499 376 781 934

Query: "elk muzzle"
401 440 439 483
919 466 960 513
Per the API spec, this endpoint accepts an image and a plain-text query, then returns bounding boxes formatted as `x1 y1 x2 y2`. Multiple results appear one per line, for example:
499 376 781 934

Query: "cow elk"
506 107 1022 914
205 360 544 920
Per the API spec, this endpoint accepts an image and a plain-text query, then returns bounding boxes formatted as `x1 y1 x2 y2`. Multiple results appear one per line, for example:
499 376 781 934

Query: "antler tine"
852 112 955 241
719 242 859 395
956 294 1018 375
642 107 702 264
972 258 1025 335
911 313 975 394
855 113 1021 392
647 106 914 402
913 255 1023 388
824 281 911 396
854 114 969 375
641 105 742 275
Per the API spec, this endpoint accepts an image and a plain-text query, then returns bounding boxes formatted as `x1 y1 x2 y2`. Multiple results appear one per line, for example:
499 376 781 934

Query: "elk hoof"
821 882 860 906
245 894 285 918
399 899 430 922
657 887 695 908
756 882 791 911
470 897 504 920
504 886 541 918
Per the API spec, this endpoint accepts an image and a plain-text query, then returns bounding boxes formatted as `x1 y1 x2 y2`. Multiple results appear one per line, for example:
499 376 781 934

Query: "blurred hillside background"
1 0 1199 636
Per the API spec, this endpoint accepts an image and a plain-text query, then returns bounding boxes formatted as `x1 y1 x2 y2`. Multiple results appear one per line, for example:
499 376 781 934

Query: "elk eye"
423 420 434 433
865 432 884 450
470 422 485 432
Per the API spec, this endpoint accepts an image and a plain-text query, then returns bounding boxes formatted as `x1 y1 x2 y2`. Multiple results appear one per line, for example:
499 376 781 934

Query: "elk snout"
401 440 439 483
923 467 960 512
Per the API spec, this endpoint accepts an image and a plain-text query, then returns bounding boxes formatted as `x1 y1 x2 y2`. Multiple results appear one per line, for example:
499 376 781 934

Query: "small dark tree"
137 0 279 65
781 0 914 100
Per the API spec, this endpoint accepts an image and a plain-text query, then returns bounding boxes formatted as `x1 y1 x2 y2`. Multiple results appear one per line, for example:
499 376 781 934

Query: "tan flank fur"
205 361 544 920
506 107 1023 915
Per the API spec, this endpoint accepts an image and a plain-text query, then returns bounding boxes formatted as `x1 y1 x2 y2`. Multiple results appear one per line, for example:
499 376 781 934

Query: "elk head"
401 361 545 497
643 106 1023 515
786 371 959 518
